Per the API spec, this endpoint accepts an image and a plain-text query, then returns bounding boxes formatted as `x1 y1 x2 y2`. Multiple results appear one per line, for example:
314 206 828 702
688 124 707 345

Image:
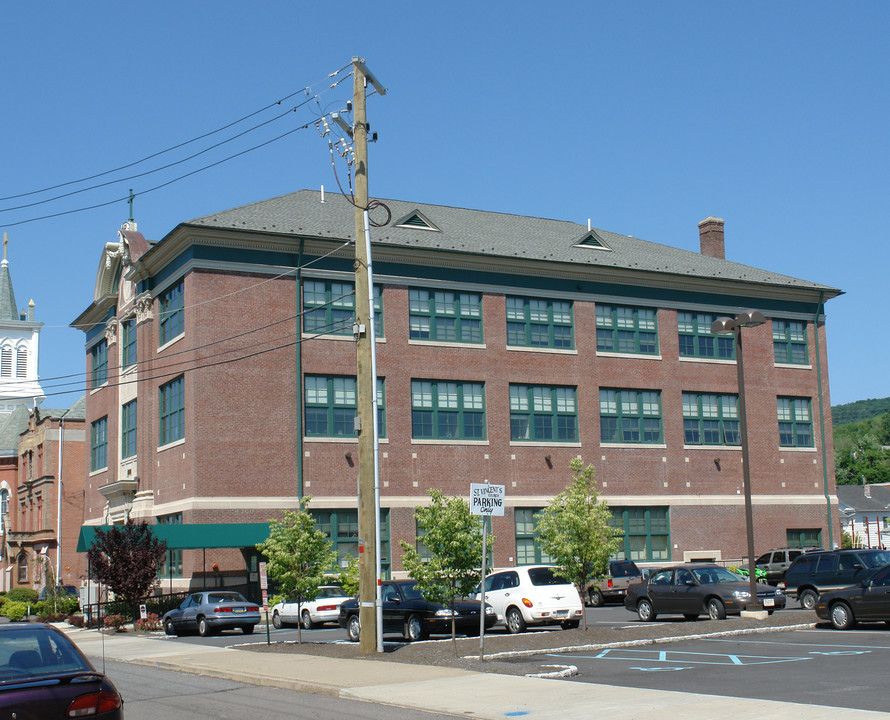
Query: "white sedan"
271 585 353 629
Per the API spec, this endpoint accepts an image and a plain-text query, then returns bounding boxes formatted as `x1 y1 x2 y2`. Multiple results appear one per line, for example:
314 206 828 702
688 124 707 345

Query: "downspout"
56 418 63 584
814 290 834 548
295 238 305 501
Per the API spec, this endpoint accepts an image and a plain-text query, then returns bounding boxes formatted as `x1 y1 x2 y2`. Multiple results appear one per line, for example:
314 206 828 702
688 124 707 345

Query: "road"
96 657 461 720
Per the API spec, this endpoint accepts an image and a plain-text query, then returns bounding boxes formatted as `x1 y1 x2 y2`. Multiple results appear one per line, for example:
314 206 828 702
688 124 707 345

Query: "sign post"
470 481 504 661
259 561 270 645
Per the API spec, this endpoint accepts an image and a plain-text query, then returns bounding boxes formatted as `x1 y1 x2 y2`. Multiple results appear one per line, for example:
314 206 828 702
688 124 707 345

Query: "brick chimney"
698 217 725 260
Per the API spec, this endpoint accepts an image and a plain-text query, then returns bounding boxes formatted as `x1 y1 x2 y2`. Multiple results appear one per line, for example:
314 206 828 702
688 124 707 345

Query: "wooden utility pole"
351 57 385 654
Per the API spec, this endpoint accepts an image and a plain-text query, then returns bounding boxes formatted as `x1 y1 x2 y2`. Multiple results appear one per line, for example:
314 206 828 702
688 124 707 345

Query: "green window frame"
609 507 670 562
509 384 578 442
596 304 658 354
90 340 108 387
305 376 386 438
514 508 553 565
786 528 822 548
773 320 808 364
505 296 573 349
678 311 735 360
408 289 482 343
121 400 137 459
312 508 390 577
158 280 184 346
302 279 382 337
121 318 137 368
682 392 740 445
159 376 185 446
777 397 813 447
600 388 663 444
157 513 183 577
90 416 108 472
411 380 486 440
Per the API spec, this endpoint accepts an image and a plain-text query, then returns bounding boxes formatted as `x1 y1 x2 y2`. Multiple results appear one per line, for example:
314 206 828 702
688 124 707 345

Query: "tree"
835 434 890 485
256 497 336 643
535 456 619 630
88 521 167 619
338 554 360 598
400 489 493 652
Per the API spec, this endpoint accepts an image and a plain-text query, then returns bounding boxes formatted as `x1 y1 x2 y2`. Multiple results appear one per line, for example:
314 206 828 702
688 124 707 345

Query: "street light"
711 310 766 613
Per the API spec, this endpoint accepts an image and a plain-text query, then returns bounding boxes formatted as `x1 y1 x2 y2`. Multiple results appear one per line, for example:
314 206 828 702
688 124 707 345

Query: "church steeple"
0 234 18 322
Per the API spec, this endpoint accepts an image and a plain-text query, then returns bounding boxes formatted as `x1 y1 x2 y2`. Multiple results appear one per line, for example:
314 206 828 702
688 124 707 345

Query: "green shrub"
2 601 28 621
5 588 38 604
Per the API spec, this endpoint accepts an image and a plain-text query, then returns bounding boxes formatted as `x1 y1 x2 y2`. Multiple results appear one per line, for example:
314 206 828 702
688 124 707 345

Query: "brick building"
73 190 841 588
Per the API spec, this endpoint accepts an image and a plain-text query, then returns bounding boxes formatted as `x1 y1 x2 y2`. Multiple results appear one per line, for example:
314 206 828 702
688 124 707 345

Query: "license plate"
555 610 568 617
233 608 245 613
763 598 774 607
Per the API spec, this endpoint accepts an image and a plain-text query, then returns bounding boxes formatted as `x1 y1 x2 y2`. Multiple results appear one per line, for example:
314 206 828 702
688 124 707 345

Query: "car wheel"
637 598 656 622
241 624 255 635
800 589 818 611
505 607 527 634
405 614 427 642
198 617 212 637
683 613 699 621
830 602 855 630
707 598 726 620
560 619 580 630
346 614 361 642
164 618 177 636
273 611 286 629
588 589 604 607
301 610 316 630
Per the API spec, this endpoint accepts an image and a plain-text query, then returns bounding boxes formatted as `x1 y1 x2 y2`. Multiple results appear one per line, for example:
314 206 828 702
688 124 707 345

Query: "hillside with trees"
831 397 890 485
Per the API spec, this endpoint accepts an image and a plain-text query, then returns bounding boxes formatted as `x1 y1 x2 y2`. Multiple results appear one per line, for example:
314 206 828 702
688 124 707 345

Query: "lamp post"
711 310 766 612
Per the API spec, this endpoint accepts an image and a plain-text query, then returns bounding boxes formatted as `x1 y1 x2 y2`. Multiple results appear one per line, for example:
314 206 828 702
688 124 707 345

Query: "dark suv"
780 548 890 610
584 560 644 606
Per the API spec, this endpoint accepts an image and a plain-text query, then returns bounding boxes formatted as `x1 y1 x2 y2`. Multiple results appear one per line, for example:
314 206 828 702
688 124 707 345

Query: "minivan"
584 560 644 606
780 548 890 609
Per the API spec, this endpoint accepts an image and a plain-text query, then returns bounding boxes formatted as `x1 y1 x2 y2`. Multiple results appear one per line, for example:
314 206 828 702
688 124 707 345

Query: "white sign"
470 483 505 516
258 561 268 590
139 604 147 620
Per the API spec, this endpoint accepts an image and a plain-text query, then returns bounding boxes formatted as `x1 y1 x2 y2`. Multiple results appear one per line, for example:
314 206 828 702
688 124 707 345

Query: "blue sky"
2 2 886 408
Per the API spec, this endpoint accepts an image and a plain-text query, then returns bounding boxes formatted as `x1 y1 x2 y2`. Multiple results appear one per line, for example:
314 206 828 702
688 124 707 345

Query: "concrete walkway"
62 625 885 720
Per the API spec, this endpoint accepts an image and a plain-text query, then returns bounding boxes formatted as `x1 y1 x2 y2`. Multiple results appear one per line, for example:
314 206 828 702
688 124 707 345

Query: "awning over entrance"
75 523 271 553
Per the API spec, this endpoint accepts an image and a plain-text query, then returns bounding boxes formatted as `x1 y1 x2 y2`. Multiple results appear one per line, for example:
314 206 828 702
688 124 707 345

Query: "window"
121 400 137 459
121 317 137 368
17 553 27 583
777 397 813 447
158 281 184 346
773 320 808 364
610 507 670 562
509 384 578 442
0 348 10 377
159 376 185 446
90 417 108 471
786 528 822 548
505 297 573 349
677 312 735 360
90 340 108 387
0 489 6 534
408 289 482 343
596 304 658 354
15 347 26 378
600 389 663 444
682 392 740 445
515 508 553 565
302 279 382 337
313 509 390 576
305 376 385 438
411 380 485 440
157 513 182 577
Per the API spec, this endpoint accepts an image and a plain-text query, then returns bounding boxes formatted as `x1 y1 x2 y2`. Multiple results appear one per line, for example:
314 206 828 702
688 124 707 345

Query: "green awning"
76 523 271 553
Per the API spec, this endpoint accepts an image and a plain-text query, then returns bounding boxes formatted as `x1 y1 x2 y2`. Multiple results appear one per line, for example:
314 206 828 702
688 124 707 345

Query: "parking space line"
546 648 810 666
704 637 890 651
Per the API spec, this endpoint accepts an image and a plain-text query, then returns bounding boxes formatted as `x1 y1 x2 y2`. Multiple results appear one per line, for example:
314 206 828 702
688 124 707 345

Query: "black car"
338 579 497 641
780 548 890 610
624 563 786 621
815 564 890 629
0 623 123 718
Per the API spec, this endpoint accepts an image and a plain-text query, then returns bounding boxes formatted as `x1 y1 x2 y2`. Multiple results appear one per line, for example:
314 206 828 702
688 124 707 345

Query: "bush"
2 601 29 621
67 614 85 628
5 588 38 604
134 613 161 632
103 614 128 631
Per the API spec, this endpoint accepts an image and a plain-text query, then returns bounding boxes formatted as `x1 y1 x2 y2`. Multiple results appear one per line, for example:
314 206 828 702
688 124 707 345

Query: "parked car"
739 547 821 585
338 579 495 642
584 560 644 606
37 585 79 601
624 563 786 621
815 564 890 629
0 622 123 718
475 565 584 633
780 548 890 610
271 585 353 629
162 591 260 637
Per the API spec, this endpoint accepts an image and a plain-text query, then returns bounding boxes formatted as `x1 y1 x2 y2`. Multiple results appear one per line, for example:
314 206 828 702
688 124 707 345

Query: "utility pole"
351 57 386 654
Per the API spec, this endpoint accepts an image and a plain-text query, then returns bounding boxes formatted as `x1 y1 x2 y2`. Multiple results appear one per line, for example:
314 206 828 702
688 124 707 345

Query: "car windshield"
692 567 743 584
400 582 426 601
861 551 890 568
207 592 247 604
0 627 92 683
610 561 641 578
316 587 346 598
527 567 571 586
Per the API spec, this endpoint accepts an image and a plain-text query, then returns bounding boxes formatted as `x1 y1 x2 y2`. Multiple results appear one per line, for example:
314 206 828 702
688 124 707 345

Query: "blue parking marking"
548 648 810 666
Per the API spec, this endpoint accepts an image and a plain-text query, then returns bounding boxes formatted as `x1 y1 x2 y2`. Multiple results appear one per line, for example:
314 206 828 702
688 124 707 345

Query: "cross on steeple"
3 232 7 261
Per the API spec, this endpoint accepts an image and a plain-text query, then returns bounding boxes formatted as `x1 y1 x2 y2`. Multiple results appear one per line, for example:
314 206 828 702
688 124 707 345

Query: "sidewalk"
62 625 886 720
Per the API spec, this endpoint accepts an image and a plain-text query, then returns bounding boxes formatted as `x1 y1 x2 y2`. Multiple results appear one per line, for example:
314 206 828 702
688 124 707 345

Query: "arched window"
0 348 11 377
0 488 7 534
15 346 27 378
16 552 28 583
